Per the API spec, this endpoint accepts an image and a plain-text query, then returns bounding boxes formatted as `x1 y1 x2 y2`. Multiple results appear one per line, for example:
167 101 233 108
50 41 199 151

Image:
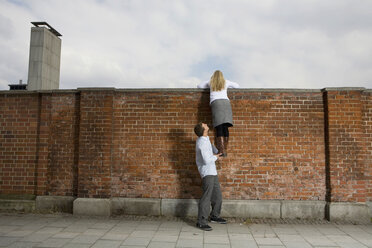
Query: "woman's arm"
197 81 210 89
226 80 240 89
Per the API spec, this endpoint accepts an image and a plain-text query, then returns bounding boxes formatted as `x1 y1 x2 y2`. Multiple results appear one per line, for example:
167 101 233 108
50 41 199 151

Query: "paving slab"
82 228 109 236
8 241 40 248
119 246 146 248
0 236 20 246
121 237 151 246
90 240 122 248
100 232 129 241
276 234 305 242
204 234 230 244
259 246 286 248
20 233 52 242
152 230 179 242
282 241 313 248
35 227 64 234
255 237 284 246
176 238 203 247
147 241 176 248
37 237 71 247
303 236 338 246
229 233 254 241
52 232 80 239
230 239 258 248
63 244 91 248
204 244 230 248
179 231 203 240
6 230 34 237
0 225 18 235
70 234 101 245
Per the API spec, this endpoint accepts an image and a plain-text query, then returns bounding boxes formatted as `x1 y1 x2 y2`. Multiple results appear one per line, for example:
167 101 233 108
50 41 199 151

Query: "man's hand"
216 153 223 160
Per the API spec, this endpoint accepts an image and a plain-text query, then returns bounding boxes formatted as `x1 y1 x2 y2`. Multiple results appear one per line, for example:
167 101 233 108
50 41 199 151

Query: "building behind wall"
27 22 62 91
8 80 27 90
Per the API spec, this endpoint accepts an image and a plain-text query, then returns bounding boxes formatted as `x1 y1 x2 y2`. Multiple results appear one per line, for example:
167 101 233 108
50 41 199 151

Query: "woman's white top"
197 80 240 104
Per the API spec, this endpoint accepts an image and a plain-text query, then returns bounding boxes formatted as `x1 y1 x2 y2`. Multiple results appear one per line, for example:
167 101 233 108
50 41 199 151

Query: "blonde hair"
210 70 225 91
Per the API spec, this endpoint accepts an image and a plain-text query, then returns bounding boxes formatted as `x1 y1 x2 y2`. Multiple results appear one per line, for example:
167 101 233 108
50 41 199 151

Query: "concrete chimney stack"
27 22 62 91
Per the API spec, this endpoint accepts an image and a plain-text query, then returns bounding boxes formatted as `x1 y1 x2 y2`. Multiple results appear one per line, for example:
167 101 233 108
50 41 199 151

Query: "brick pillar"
46 92 80 196
35 93 52 195
324 88 367 203
77 89 114 198
362 90 372 203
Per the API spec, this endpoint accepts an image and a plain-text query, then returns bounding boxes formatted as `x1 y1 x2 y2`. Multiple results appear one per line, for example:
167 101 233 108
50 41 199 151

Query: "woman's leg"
215 125 226 156
222 124 229 137
215 125 224 137
223 124 229 156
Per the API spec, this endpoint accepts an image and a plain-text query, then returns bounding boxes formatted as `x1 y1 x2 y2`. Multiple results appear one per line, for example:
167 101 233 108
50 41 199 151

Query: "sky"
0 0 372 90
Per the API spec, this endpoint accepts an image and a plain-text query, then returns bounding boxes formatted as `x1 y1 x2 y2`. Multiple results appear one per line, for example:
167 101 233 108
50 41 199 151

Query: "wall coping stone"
0 91 40 95
115 88 325 92
2 87 370 95
322 87 366 92
0 90 78 95
77 87 115 91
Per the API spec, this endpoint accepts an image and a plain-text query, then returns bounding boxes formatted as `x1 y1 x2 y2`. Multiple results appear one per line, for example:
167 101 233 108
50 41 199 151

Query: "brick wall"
0 93 39 195
0 88 370 203
363 90 372 202
229 91 325 200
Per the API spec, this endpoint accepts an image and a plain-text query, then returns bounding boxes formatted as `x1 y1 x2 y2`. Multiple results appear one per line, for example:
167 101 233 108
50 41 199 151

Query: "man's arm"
199 141 218 164
212 144 219 154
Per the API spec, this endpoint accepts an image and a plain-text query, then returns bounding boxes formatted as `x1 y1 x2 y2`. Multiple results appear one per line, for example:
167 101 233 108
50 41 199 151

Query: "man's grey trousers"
198 175 222 225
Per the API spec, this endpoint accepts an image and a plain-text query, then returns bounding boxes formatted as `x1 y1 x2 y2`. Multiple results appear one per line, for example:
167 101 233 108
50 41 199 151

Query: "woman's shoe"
215 136 226 157
223 136 229 157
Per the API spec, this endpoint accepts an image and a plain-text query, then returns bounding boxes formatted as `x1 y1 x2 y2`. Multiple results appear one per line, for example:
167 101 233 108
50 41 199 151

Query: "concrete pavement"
0 213 371 248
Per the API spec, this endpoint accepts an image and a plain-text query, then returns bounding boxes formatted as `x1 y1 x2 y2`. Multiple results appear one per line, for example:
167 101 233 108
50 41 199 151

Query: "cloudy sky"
0 0 371 90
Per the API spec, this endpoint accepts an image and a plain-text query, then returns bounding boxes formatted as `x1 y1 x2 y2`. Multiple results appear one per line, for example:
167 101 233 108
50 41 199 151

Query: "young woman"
197 70 240 157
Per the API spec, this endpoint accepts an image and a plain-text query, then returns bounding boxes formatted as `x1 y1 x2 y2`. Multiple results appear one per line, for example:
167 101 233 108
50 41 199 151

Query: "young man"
194 122 227 231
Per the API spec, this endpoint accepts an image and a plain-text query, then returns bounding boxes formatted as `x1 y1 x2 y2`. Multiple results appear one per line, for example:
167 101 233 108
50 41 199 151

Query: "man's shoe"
210 217 227 224
196 223 213 231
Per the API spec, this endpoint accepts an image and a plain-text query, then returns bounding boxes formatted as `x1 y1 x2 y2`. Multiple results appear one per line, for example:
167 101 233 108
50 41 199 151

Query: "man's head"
194 122 209 137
